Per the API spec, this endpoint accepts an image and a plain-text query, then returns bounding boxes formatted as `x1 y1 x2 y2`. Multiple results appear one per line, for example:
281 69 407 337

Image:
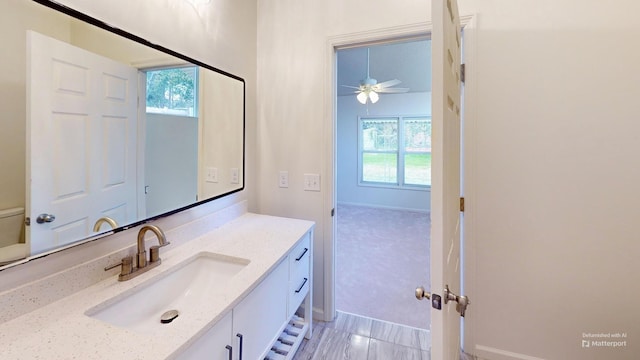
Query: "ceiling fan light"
369 91 379 104
357 92 368 104
361 77 377 86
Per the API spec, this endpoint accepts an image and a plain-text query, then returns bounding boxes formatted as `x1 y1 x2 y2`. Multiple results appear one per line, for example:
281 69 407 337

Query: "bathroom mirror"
0 0 245 267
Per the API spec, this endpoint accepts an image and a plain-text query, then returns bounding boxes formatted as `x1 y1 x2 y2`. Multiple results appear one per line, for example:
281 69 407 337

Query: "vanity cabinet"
175 230 313 360
176 260 287 360
175 311 233 359
232 258 288 360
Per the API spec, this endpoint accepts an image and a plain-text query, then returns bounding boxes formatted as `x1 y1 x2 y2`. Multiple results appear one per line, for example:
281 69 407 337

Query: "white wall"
458 1 640 359
256 0 429 318
337 92 431 212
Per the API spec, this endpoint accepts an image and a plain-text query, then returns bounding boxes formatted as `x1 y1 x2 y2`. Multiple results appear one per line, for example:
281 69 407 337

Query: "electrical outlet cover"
279 171 289 188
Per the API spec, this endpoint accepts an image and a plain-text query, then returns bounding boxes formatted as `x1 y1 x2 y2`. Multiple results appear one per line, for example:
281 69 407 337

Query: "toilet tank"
0 207 25 248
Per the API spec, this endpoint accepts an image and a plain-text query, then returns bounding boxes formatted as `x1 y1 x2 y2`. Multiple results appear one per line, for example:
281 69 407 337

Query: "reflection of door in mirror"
27 31 138 256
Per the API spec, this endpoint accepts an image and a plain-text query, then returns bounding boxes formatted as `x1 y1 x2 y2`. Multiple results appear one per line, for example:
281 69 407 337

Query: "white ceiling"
336 39 431 96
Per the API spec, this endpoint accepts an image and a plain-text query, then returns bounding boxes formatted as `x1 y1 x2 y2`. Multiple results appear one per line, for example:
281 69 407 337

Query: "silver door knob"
36 213 56 224
415 286 431 300
443 284 470 317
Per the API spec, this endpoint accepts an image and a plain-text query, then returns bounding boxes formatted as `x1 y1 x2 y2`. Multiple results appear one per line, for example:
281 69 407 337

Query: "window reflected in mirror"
146 66 199 117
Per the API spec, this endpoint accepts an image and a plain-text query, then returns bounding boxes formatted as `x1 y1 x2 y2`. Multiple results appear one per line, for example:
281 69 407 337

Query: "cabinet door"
175 311 233 360
232 259 288 360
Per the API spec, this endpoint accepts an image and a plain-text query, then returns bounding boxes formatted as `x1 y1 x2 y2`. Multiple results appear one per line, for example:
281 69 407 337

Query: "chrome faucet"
104 224 170 281
93 216 118 232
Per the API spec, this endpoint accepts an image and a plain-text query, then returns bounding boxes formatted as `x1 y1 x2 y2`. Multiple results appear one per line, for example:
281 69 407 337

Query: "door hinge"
460 64 465 83
459 197 465 212
331 208 335 217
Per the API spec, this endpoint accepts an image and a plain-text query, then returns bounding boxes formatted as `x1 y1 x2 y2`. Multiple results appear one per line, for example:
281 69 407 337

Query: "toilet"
0 207 25 248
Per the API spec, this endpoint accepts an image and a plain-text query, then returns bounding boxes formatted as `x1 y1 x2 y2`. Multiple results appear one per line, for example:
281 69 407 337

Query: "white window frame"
357 115 431 190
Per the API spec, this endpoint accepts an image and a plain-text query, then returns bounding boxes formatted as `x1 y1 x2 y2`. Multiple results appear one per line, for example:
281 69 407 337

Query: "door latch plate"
432 294 442 310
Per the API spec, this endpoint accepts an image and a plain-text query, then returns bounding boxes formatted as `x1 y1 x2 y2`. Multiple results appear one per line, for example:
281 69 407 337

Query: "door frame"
322 15 477 344
322 23 432 321
459 14 477 354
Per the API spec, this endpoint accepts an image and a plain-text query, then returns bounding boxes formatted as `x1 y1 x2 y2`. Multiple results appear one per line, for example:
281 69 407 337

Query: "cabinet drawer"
288 233 311 318
289 273 309 317
289 233 310 280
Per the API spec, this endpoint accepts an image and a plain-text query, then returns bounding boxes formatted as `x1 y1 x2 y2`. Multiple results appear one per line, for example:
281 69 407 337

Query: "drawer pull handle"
295 277 308 293
225 345 232 360
236 333 243 360
295 247 309 261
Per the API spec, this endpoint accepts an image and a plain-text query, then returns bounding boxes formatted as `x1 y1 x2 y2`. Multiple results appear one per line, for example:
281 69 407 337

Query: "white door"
27 30 138 254
430 0 464 359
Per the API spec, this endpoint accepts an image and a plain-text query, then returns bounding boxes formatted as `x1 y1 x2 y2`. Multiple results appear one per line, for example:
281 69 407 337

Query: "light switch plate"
303 173 320 191
206 167 218 183
231 168 239 184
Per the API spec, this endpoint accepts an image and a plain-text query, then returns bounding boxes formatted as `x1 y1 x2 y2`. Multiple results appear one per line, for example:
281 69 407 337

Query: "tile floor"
293 311 431 360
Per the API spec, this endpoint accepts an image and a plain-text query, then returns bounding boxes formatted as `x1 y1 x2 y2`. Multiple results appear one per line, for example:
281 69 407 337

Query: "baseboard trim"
312 306 329 322
475 345 546 360
337 201 430 214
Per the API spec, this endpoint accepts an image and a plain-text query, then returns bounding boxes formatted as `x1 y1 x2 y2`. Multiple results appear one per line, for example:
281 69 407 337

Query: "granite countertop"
0 213 314 359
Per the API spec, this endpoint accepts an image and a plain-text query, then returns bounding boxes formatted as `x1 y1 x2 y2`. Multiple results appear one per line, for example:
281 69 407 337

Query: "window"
359 116 431 188
145 66 198 116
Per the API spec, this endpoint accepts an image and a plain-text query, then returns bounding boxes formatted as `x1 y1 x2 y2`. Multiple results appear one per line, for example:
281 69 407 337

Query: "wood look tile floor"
293 311 431 360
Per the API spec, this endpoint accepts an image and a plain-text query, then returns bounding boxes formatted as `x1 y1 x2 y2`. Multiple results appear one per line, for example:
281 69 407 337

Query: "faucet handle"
105 256 134 279
149 242 170 263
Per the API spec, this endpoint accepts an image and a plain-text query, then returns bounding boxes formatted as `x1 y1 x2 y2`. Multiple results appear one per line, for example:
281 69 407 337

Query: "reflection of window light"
145 66 198 117
186 0 211 5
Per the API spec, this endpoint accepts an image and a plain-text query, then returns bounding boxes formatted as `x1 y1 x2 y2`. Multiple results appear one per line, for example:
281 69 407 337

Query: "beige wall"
0 0 71 211
255 0 429 318
198 69 245 200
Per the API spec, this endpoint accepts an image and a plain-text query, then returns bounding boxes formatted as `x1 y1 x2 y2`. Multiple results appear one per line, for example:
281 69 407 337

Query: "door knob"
443 285 470 317
415 286 431 300
36 213 56 224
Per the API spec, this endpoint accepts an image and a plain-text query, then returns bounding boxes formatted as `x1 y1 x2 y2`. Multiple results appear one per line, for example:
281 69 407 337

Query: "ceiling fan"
341 48 410 104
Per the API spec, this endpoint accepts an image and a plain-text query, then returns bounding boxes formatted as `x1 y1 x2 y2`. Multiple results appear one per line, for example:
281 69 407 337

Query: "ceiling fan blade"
375 79 402 88
376 87 410 93
340 84 361 90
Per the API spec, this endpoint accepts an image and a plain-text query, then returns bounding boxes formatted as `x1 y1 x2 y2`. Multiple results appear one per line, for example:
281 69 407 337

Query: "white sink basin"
86 252 249 333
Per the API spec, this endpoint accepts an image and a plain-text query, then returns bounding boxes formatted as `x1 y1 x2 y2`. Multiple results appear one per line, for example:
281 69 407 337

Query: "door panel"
52 113 89 198
431 0 462 358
